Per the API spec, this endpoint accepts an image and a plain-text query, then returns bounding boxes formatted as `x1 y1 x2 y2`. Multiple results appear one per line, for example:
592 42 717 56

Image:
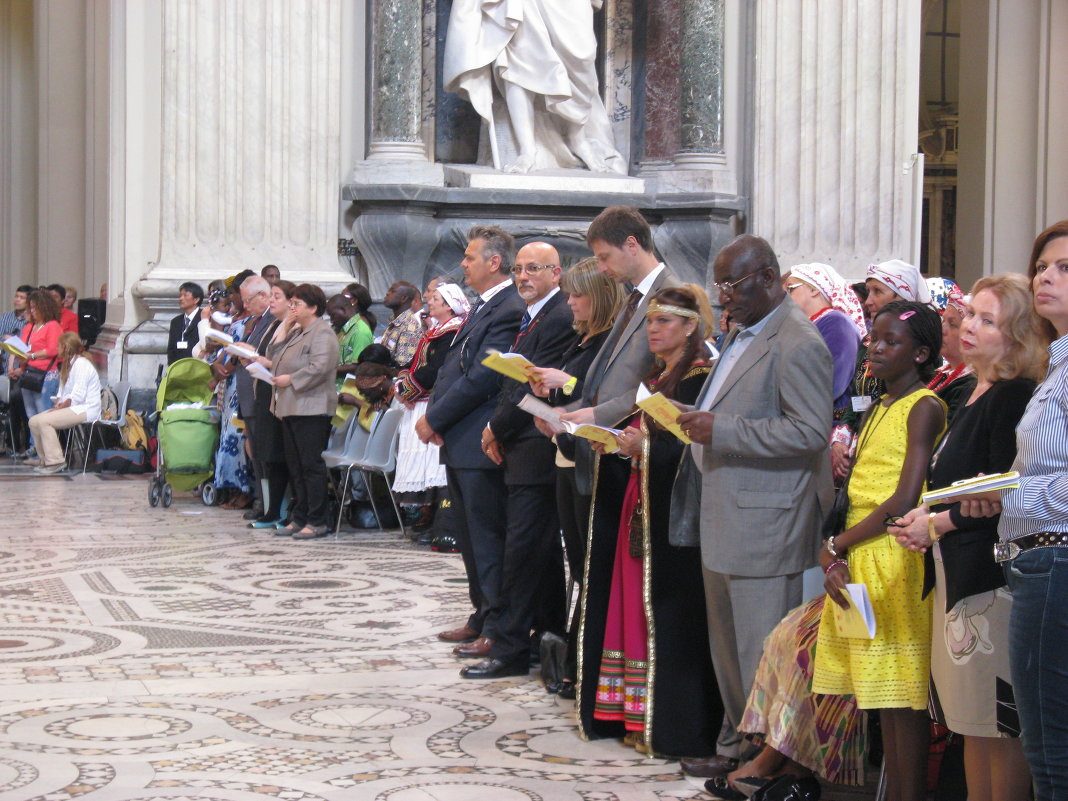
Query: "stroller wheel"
148 479 161 507
201 483 217 506
161 483 173 508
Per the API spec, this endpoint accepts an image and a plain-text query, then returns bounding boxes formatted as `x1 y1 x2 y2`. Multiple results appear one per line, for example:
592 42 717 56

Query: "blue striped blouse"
999 333 1068 541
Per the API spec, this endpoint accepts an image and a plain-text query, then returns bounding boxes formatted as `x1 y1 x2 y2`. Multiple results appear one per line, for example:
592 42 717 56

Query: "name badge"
851 395 872 413
177 341 189 349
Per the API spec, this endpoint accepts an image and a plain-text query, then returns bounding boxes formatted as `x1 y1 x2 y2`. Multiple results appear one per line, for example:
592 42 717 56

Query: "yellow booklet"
515 395 621 453
635 387 691 444
482 349 536 383
0 336 29 359
831 583 876 639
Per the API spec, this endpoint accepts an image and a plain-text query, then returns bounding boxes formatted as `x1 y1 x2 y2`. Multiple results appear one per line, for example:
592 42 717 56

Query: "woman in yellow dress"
812 301 947 801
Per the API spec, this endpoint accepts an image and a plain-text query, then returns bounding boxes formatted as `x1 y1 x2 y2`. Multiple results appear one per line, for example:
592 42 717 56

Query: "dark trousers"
556 465 591 680
8 380 29 453
445 465 507 639
244 417 264 505
489 482 566 663
280 415 332 527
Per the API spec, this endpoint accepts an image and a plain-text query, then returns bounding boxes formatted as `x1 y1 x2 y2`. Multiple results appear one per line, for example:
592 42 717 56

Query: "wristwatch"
561 376 577 396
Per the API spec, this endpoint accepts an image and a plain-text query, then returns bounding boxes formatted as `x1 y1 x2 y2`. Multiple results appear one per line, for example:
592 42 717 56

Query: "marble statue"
443 0 626 174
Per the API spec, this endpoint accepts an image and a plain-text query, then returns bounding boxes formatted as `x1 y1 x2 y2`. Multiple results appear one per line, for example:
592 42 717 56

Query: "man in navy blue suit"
417 225 525 656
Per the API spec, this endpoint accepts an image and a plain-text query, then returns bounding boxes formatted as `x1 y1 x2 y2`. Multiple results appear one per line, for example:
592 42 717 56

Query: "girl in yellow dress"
812 300 947 801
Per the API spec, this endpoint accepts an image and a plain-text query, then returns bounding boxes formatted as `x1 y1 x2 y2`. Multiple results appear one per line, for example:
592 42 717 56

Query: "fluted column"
367 0 425 160
675 0 725 165
150 0 345 281
751 0 923 276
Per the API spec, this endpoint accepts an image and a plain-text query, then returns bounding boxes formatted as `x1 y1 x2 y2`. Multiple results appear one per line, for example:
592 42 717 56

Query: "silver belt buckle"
993 540 1021 564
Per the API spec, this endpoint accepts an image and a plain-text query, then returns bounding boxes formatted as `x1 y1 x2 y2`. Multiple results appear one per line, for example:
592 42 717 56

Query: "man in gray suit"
675 235 833 776
235 275 276 519
557 206 678 490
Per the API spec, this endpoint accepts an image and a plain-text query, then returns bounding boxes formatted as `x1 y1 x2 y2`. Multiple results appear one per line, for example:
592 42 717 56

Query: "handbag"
20 355 57 393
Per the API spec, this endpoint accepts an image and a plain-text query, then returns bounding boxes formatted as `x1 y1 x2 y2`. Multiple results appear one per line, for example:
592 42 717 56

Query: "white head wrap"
866 259 931 305
435 283 471 316
789 263 866 337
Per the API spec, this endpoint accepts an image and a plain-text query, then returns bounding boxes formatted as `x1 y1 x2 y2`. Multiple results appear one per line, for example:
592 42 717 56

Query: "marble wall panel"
642 0 682 162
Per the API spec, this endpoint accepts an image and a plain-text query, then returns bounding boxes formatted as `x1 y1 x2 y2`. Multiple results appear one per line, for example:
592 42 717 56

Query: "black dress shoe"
752 775 821 801
680 755 740 778
557 679 576 699
459 657 528 679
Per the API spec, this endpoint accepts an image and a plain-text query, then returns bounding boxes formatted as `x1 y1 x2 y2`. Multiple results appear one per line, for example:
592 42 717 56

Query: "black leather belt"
994 532 1068 563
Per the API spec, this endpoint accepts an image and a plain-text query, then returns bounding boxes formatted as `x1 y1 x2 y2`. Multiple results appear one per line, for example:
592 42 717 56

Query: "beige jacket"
268 317 340 418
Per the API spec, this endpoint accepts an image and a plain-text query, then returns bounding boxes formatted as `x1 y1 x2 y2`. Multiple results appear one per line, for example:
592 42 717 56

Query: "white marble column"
146 0 345 285
751 0 923 278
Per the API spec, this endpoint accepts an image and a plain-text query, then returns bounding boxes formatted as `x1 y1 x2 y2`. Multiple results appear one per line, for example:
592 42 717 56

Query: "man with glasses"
672 235 834 778
418 225 526 658
234 276 276 522
460 242 575 678
556 205 680 493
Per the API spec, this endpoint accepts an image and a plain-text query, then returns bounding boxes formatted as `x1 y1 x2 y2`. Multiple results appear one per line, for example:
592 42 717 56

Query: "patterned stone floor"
0 470 726 801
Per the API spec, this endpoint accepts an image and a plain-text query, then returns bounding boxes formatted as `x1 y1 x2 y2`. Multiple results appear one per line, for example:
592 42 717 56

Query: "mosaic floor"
0 470 731 801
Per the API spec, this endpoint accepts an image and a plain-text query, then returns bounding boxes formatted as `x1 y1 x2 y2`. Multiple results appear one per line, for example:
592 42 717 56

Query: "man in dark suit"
417 225 525 651
460 241 575 678
556 206 679 491
234 276 276 521
167 282 204 364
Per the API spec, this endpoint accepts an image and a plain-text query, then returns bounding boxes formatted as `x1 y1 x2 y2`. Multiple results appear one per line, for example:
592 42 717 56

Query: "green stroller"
148 358 220 508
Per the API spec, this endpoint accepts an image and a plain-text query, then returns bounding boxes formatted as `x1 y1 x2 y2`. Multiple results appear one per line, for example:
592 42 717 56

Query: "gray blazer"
235 311 275 418
674 297 834 577
570 265 680 492
268 317 340 419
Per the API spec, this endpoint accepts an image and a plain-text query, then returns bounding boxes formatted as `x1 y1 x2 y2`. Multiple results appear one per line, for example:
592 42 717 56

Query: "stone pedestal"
344 180 742 296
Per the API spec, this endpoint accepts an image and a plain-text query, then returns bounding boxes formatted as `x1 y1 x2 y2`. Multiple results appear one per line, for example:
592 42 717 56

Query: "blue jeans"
22 374 59 448
1008 547 1068 801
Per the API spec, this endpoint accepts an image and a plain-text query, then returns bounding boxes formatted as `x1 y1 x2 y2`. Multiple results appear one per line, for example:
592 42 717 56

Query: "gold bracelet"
928 512 941 543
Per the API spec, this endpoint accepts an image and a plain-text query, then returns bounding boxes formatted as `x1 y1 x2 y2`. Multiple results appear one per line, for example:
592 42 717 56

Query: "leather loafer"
453 636 493 657
680 755 741 778
437 625 479 643
459 657 528 679
752 774 821 801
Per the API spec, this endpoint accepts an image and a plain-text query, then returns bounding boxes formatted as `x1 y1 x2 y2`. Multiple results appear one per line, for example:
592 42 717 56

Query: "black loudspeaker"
78 298 106 346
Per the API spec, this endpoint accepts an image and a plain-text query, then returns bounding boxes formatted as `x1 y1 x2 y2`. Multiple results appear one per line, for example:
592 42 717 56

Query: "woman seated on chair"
27 332 101 474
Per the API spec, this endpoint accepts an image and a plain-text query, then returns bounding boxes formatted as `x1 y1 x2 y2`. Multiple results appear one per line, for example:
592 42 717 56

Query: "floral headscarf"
925 276 966 316
789 262 866 337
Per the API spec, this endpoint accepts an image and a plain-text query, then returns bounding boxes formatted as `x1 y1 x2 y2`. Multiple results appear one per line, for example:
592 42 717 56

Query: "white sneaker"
34 463 66 474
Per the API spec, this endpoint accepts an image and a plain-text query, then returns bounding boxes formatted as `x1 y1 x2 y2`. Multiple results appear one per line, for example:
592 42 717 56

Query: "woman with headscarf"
926 276 977 425
392 282 470 534
831 259 930 479
785 263 864 423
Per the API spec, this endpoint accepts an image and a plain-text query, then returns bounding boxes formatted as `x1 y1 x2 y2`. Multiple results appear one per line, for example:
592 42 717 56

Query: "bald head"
514 241 562 304
712 234 785 326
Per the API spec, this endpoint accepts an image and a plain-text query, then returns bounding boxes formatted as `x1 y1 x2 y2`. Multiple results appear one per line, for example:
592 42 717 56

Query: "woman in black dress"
527 258 624 695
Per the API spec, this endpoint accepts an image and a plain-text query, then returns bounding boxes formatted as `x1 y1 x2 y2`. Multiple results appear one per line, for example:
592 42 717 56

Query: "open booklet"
0 335 30 359
482 349 537 383
830 583 876 639
225 342 259 360
920 471 1021 505
204 329 235 346
516 394 622 453
245 361 274 386
634 384 692 444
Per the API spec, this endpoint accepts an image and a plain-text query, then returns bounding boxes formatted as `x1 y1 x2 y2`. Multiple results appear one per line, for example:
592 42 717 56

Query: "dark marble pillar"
677 0 724 162
368 0 425 159
642 0 682 161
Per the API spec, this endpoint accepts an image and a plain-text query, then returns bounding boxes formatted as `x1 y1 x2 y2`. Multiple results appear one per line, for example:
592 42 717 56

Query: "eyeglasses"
712 268 764 296
511 264 557 276
288 299 308 309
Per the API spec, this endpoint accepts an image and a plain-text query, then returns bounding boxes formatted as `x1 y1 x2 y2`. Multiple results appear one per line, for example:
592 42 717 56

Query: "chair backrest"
112 381 132 420
358 406 402 471
324 412 357 455
0 375 9 404
343 418 373 463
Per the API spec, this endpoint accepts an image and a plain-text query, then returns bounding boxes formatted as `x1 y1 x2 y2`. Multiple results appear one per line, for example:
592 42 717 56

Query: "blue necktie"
519 311 531 332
